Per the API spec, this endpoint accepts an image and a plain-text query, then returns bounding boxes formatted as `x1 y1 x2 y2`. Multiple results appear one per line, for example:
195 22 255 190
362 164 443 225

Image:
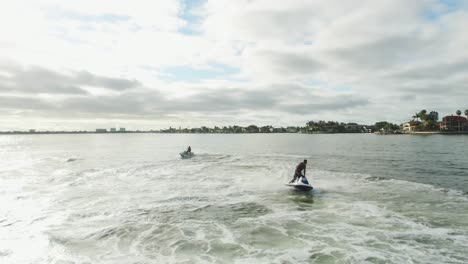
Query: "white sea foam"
1 134 467 263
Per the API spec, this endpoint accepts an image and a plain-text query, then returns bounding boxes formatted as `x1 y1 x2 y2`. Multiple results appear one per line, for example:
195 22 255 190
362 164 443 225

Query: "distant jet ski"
180 151 194 159
285 177 313 192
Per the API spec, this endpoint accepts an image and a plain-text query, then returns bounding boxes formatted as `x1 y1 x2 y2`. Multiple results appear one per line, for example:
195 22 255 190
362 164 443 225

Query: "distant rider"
186 146 191 153
289 159 308 183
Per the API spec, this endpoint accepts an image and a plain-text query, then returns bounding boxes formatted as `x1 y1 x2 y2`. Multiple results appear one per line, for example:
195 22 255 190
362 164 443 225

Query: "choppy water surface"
0 134 467 263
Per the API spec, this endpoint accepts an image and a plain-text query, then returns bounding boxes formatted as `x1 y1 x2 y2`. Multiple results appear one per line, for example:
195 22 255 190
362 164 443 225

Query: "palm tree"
419 110 427 121
456 110 462 131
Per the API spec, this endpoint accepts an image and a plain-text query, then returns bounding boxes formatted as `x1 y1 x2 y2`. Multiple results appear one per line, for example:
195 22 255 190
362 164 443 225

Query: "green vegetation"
305 121 368 133
412 109 438 122
159 121 372 134
374 121 399 131
408 109 440 132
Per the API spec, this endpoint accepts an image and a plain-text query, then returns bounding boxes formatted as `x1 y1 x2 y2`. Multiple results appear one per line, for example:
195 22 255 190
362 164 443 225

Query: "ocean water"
0 133 467 264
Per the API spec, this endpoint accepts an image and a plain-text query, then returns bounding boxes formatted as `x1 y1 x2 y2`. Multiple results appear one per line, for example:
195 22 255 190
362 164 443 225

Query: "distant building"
96 128 107 133
29 129 36 133
402 121 421 133
119 128 126 132
362 126 372 133
440 115 467 131
110 128 116 132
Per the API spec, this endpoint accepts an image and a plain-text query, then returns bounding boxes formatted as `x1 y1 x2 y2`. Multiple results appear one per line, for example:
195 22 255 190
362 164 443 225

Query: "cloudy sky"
1 0 467 130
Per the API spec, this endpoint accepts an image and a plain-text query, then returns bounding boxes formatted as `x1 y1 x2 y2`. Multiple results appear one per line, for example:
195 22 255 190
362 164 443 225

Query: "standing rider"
186 146 192 153
290 159 308 183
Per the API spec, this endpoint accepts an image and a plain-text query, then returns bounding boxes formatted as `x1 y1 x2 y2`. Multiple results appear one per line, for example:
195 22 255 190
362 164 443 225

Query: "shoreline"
1 131 468 136
405 131 468 135
0 131 367 135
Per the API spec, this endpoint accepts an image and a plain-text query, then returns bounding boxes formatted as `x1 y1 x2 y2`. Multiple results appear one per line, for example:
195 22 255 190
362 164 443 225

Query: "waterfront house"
440 115 467 131
402 121 421 133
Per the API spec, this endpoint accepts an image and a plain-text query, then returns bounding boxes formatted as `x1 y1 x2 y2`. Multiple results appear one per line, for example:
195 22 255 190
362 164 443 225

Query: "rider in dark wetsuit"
187 146 191 153
289 159 307 183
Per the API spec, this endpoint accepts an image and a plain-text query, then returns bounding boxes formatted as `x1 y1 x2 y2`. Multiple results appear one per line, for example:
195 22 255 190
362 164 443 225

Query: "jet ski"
180 151 194 159
285 177 313 192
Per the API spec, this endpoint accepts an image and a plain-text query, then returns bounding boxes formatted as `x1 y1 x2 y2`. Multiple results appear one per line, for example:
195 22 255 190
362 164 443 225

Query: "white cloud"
1 0 468 130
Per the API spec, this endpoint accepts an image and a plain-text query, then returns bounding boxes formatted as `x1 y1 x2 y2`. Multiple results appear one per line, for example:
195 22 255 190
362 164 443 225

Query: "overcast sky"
1 0 467 130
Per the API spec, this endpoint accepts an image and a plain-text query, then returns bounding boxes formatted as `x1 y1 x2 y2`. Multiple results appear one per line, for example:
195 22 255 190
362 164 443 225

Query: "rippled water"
1 134 467 263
